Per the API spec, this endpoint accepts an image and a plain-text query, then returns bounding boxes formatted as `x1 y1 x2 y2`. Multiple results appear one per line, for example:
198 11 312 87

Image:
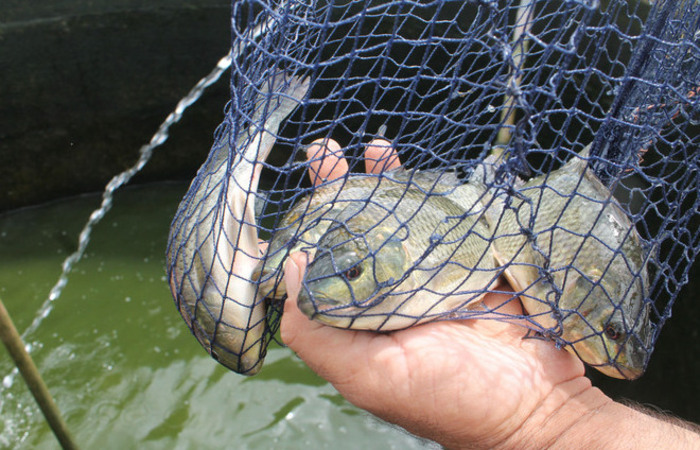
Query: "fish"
256 169 499 330
166 74 309 375
253 184 339 301
479 146 652 379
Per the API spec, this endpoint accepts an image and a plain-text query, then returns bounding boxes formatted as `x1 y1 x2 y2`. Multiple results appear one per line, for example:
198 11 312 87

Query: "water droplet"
3 374 14 388
7 48 228 365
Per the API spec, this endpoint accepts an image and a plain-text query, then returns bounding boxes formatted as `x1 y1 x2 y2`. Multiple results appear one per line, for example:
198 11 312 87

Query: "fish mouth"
595 362 644 380
615 341 648 380
297 294 316 318
297 289 341 319
572 338 648 380
607 331 650 380
598 345 648 380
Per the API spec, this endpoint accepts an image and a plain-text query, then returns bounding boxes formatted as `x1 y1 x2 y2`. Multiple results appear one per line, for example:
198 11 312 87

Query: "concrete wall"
1 1 231 211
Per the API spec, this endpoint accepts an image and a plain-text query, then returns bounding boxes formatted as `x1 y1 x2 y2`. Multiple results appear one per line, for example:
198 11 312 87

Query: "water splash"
1 2 293 394
0 54 233 391
19 52 233 344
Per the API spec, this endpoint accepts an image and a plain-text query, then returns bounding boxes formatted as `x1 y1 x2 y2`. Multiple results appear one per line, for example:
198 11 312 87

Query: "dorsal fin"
563 144 592 176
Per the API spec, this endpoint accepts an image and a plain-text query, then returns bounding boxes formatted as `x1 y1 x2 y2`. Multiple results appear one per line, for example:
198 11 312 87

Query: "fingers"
481 281 524 316
280 252 355 369
306 138 348 186
365 138 401 174
306 136 401 187
280 288 374 389
280 250 352 350
280 252 307 348
280 251 382 388
282 251 308 303
280 253 321 349
465 291 529 342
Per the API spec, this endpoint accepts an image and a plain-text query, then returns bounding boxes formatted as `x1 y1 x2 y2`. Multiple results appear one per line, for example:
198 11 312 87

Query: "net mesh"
166 0 699 378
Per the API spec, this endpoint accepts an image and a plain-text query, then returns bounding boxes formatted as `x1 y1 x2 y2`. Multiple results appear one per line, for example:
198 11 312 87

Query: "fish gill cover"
166 0 699 379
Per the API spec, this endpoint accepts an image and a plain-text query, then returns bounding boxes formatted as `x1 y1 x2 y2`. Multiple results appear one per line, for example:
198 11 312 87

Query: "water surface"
0 182 436 449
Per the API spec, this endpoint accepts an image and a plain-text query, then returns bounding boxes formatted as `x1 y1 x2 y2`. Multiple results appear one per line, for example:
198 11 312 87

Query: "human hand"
276 137 590 447
279 137 700 448
282 258 592 448
256 134 400 265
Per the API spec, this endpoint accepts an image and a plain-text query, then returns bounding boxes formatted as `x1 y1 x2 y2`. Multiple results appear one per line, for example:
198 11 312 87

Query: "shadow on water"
0 182 437 449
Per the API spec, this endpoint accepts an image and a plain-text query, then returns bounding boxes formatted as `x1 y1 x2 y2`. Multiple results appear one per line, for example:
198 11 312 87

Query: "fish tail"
252 74 310 131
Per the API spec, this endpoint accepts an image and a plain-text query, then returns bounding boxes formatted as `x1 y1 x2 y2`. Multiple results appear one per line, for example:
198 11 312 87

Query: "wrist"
490 376 609 449
494 378 700 449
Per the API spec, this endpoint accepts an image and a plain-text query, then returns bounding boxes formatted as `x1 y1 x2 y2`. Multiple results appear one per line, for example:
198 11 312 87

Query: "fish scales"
259 145 651 379
257 171 471 295
167 74 309 375
266 171 499 330
484 149 651 379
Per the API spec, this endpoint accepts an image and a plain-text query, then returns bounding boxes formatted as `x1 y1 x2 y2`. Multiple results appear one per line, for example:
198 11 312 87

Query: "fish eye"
344 266 362 281
604 323 624 341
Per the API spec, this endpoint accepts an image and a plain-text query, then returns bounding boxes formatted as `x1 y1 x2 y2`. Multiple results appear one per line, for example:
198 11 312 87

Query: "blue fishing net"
166 0 699 378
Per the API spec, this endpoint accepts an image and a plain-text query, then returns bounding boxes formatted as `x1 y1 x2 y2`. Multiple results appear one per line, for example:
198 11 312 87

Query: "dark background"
0 1 229 212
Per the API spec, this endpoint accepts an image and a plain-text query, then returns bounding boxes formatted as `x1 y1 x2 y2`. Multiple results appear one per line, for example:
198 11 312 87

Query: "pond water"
0 182 437 449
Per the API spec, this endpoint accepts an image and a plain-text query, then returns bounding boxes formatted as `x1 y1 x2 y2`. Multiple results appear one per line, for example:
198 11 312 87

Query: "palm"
278 137 587 446
281 254 586 447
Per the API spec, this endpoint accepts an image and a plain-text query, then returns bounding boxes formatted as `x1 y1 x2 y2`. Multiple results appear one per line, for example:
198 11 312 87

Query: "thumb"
283 251 307 301
280 252 319 346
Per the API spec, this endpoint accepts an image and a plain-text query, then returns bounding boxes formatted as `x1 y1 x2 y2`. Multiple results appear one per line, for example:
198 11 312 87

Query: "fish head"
297 218 411 326
254 203 337 299
562 269 651 380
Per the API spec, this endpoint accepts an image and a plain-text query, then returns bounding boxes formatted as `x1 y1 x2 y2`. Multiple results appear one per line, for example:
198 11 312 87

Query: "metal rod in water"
0 297 78 450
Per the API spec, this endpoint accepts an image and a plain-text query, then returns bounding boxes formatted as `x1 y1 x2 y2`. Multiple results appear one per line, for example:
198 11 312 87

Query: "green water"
0 183 436 449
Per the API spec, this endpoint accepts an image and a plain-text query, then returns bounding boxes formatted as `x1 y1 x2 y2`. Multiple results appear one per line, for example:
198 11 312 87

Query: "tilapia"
166 74 309 375
480 147 652 379
257 170 499 330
